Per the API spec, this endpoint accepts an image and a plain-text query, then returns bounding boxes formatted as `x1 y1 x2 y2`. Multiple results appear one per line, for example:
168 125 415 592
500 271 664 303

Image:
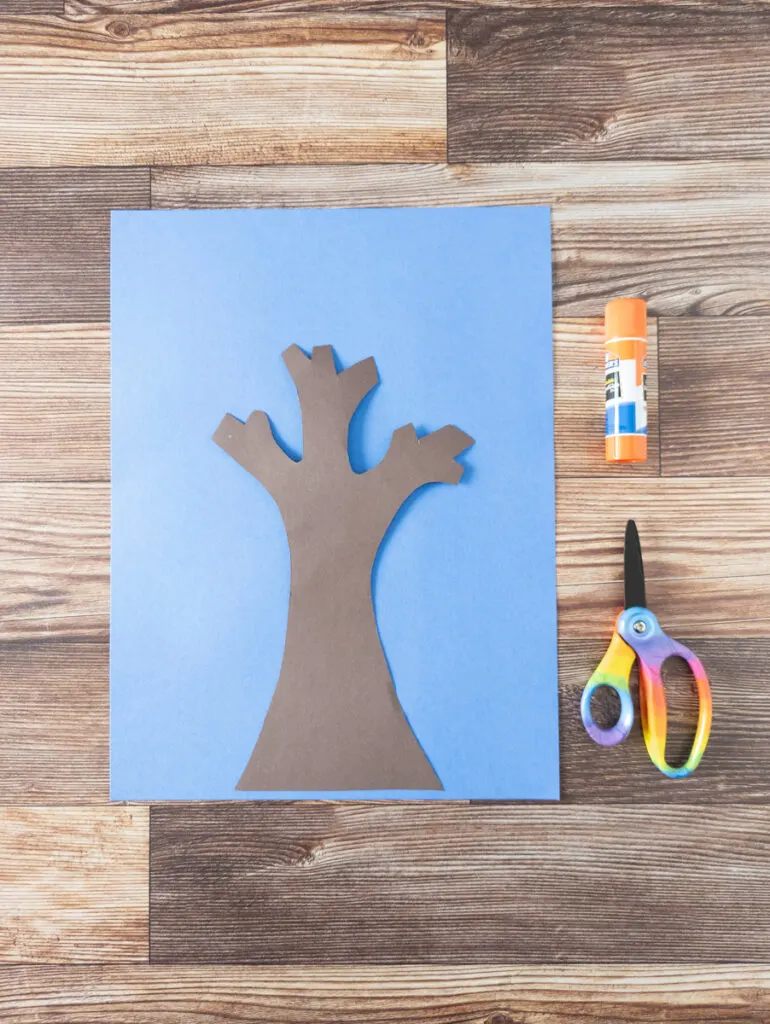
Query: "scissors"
580 520 712 779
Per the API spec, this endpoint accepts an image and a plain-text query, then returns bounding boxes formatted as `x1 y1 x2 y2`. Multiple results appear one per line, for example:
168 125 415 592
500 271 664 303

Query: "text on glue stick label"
605 345 647 437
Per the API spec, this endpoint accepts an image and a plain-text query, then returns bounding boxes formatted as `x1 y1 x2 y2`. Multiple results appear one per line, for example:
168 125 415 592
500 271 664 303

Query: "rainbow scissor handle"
581 607 712 779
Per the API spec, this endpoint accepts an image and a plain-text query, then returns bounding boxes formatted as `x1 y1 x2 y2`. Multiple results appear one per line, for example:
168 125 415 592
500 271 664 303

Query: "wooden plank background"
149 804 770 964
0 15 446 166
447 5 770 161
0 807 148 962
0 0 769 1018
152 162 770 315
2 965 769 1023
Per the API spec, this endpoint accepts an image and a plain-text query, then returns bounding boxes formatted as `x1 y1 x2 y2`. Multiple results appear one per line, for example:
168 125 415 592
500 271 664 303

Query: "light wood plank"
0 324 108 481
561 574 770 639
152 162 770 315
447 7 770 162
661 317 770 476
558 478 770 586
150 803 770 962
0 169 149 325
2 0 60 12
1 964 769 1021
0 806 148 962
3 478 769 641
558 477 770 637
64 0 770 13
0 483 108 641
0 319 656 481
0 322 108 385
0 13 445 167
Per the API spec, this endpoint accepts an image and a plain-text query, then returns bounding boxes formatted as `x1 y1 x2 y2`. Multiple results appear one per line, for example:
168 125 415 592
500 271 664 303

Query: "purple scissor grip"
580 678 634 747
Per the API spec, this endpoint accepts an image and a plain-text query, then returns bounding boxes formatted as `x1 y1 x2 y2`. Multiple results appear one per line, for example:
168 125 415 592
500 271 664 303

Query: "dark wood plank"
560 638 770 803
0 807 148 962
661 317 770 476
0 14 445 167
1 964 769 1022
447 6 770 162
152 162 770 315
0 169 149 325
0 641 107 804
150 803 770 963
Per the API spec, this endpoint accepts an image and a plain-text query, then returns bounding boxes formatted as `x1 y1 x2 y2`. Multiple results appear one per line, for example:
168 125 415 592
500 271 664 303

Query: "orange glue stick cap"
605 296 647 341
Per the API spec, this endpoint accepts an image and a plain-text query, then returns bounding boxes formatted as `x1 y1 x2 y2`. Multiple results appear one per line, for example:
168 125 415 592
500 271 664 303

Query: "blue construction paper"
110 207 558 801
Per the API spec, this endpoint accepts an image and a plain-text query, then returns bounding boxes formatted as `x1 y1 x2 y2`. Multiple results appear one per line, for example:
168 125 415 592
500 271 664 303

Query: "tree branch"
282 345 379 466
213 410 294 501
371 423 474 511
338 356 379 420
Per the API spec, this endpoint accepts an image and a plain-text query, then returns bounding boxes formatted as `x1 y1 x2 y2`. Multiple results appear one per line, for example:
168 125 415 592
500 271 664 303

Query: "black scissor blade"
624 519 647 610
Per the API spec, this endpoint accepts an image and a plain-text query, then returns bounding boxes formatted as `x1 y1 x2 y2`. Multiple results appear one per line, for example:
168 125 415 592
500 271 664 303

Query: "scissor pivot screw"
633 620 647 634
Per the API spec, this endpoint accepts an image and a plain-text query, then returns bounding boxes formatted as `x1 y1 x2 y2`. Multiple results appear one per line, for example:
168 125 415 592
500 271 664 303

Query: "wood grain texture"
660 317 770 476
0 318 653 482
0 170 149 325
150 803 770 963
1 638 762 806
447 6 770 163
558 478 770 585
152 162 770 315
2 964 770 1022
562 574 770 639
2 0 60 12
0 324 108 480
0 484 108 642
558 477 770 637
0 806 148 962
0 14 445 167
0 642 108 804
63 0 770 14
560 639 770 803
3 478 769 643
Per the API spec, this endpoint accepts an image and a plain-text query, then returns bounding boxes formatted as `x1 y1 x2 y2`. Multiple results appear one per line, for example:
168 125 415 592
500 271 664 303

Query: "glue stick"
604 297 647 463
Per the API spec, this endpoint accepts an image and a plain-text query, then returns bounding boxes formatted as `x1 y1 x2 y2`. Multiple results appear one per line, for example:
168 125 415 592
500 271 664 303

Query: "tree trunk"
215 345 472 793
236 531 443 792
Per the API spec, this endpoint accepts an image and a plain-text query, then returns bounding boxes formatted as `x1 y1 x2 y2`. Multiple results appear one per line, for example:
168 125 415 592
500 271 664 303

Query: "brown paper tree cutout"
214 345 474 792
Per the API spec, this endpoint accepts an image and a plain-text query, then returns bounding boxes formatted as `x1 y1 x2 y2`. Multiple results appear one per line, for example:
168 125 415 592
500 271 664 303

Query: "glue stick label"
604 340 647 438
605 357 621 403
604 297 647 463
